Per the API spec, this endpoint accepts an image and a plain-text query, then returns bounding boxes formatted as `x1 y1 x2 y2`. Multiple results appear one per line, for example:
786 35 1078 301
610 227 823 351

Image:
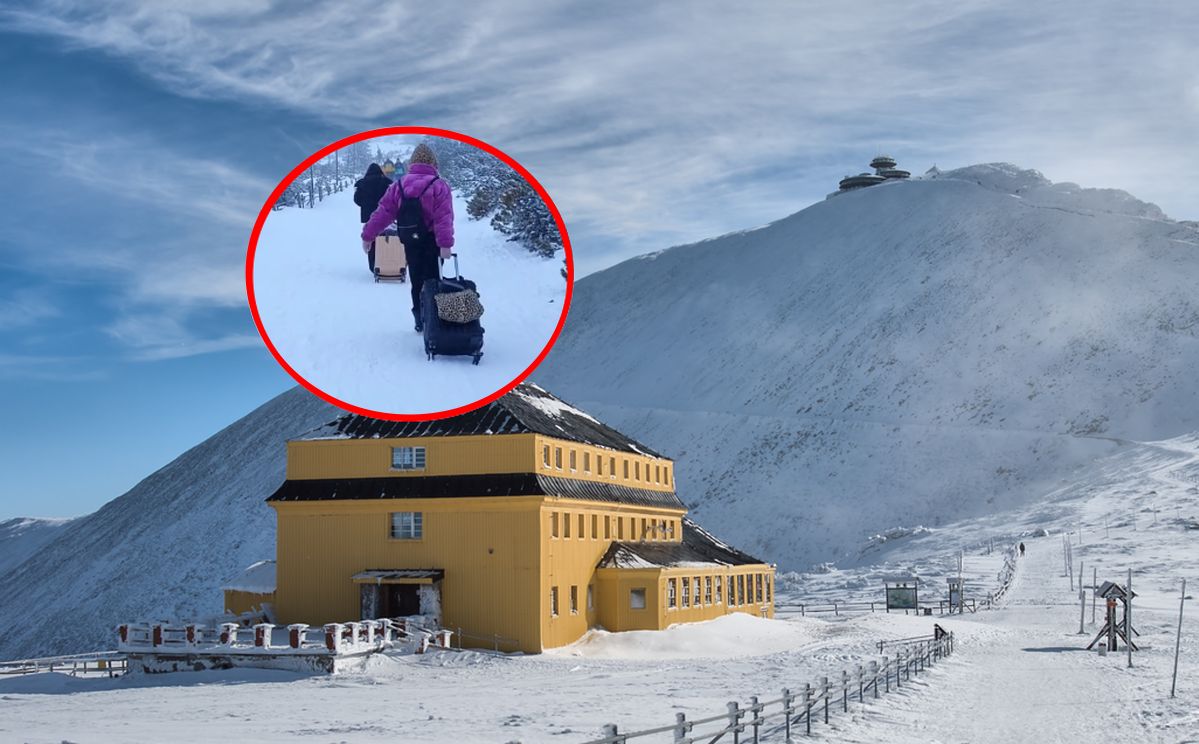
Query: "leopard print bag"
434 287 485 324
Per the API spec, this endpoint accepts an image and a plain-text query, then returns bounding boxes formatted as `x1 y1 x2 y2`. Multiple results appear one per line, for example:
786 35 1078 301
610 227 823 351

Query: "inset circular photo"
248 128 572 419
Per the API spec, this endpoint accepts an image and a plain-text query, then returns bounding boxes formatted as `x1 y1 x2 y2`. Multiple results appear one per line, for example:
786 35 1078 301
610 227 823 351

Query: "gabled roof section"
296 382 663 458
597 518 768 569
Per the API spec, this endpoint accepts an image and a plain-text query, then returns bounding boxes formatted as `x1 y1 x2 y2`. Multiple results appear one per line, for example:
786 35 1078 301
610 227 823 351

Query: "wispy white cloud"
0 288 59 330
104 310 260 361
6 0 1195 278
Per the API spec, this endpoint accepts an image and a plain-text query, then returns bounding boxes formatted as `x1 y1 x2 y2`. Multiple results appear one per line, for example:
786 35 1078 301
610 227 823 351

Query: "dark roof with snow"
267 473 686 509
597 518 767 569
296 383 663 458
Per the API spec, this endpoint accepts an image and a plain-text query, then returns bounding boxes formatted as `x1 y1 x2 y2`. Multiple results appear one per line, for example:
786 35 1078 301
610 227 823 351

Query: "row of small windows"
666 572 772 610
549 583 596 616
542 445 671 487
550 511 677 542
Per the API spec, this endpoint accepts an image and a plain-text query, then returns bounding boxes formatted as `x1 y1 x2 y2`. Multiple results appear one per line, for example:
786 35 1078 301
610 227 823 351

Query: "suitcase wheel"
472 354 482 366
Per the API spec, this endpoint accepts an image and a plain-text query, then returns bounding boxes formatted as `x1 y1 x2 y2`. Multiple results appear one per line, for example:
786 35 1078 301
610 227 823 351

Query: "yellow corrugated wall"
223 589 274 617
286 434 540 480
272 496 544 653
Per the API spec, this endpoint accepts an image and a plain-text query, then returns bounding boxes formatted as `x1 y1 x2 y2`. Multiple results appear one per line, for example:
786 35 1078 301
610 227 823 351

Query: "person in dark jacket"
353 163 393 272
362 144 455 332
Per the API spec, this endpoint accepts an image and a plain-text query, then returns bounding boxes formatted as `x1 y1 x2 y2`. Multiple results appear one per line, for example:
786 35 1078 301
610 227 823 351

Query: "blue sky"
0 1 1196 519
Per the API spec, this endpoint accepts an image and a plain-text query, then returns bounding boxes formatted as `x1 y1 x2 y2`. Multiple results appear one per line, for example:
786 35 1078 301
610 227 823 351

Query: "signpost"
884 577 919 613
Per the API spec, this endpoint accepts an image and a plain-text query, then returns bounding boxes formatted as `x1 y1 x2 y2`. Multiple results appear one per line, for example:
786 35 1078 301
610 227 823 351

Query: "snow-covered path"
840 530 1197 743
252 189 566 414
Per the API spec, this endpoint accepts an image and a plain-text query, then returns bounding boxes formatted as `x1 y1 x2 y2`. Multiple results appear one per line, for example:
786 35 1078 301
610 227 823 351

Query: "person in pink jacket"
362 143 455 331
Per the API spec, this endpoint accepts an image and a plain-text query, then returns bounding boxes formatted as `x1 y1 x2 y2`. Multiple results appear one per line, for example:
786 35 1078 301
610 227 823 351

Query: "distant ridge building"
258 383 774 653
833 155 912 195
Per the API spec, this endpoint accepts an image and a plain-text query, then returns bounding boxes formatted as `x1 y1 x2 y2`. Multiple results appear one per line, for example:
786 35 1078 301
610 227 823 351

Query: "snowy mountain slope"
536 163 1199 569
252 188 566 413
0 517 73 578
0 388 338 661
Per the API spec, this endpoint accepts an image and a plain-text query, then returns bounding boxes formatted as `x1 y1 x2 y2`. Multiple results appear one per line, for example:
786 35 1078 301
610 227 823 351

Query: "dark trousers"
405 240 440 316
367 242 376 273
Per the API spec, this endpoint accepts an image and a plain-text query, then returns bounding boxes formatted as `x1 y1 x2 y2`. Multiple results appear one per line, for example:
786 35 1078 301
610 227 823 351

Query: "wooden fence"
582 632 955 742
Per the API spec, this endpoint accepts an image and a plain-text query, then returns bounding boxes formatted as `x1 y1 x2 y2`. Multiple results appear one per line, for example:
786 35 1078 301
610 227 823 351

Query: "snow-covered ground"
4 435 1194 743
253 188 566 414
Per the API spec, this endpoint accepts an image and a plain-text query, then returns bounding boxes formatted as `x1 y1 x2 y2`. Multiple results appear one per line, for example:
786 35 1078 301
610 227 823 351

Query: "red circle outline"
246 126 574 421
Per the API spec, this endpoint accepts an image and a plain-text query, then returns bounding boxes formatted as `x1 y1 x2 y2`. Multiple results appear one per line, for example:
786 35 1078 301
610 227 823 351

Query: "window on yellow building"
570 585 579 614
630 588 647 609
617 517 624 540
667 578 677 609
705 576 713 604
569 450 577 470
737 575 746 606
542 445 550 468
640 518 648 540
555 448 562 469
715 576 723 604
597 457 603 476
694 577 702 605
587 584 594 611
766 575 773 602
681 577 690 607
577 513 585 539
604 515 611 540
668 520 676 540
655 465 661 483
659 519 667 537
756 574 764 604
635 462 640 480
583 452 590 473
665 466 671 486
389 511 422 539
623 460 629 479
551 512 559 538
748 574 756 604
551 586 559 617
609 456 616 478
564 513 571 538
390 447 426 471
591 514 598 539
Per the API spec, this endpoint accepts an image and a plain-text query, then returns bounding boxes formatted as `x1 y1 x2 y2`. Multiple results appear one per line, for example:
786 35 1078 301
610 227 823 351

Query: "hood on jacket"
365 162 384 177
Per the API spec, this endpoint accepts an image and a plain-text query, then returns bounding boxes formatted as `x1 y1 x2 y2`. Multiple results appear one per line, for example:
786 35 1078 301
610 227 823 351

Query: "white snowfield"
2 436 1194 743
537 162 1199 569
253 187 566 414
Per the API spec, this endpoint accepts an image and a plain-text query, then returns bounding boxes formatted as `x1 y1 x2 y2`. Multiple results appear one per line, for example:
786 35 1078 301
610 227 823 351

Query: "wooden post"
152 625 163 647
841 669 849 712
324 623 341 653
1078 586 1087 634
858 664 864 701
871 661 879 698
1092 566 1098 625
601 724 618 741
1171 578 1185 698
822 676 829 723
727 701 741 744
750 695 761 744
673 712 687 742
884 656 890 692
1127 568 1134 668
804 682 812 736
782 687 793 741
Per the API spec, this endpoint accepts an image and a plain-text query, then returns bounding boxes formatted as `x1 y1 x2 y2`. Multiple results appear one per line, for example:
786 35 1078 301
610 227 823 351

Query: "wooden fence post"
871 661 879 698
782 687 793 741
750 695 761 744
727 701 742 744
822 676 829 724
601 723 618 742
673 712 688 742
858 664 864 702
841 669 849 712
804 683 812 736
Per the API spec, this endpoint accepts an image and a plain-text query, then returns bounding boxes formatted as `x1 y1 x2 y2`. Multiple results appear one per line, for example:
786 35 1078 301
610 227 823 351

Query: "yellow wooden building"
264 383 773 653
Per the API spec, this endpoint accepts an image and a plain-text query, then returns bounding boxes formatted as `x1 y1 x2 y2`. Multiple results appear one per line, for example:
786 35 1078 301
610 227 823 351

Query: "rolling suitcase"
421 254 484 365
372 229 407 283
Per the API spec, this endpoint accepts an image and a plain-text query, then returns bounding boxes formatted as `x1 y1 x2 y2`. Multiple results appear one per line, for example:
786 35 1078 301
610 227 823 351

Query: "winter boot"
413 307 423 333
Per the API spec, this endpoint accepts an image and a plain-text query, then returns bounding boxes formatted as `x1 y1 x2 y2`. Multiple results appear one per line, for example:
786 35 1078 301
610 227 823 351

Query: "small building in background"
262 383 774 653
222 559 276 620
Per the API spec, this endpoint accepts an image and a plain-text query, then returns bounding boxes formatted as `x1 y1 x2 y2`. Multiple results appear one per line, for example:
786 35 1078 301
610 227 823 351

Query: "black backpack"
395 177 439 248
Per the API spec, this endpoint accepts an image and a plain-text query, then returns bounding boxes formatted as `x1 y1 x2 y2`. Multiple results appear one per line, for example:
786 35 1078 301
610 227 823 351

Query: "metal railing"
582 632 954 742
0 651 127 677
